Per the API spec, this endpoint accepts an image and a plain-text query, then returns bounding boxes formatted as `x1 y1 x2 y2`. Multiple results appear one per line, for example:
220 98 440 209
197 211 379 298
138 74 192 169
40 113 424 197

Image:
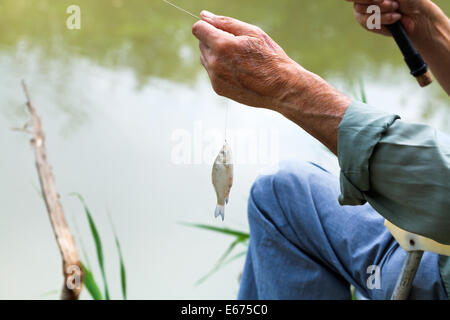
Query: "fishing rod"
386 21 432 87
163 0 432 88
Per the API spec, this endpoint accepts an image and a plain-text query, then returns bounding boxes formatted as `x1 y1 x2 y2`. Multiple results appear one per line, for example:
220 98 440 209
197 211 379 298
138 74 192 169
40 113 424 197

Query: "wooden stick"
21 80 84 300
391 250 424 300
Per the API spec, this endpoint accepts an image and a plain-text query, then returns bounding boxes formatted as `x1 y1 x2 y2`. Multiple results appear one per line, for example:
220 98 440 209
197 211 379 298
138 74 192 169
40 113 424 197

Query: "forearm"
274 66 351 155
413 2 450 94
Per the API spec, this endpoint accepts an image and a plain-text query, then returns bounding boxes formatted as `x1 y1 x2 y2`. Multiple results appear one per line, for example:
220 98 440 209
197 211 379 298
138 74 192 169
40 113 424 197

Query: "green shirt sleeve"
337 101 450 245
439 256 450 299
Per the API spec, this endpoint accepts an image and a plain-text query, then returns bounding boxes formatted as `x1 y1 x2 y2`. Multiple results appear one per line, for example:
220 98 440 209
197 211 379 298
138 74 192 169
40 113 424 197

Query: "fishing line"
162 0 200 19
163 0 235 222
163 0 230 143
224 103 229 142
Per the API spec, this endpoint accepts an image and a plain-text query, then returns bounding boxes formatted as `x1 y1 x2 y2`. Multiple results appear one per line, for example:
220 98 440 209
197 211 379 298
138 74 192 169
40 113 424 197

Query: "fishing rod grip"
386 21 432 87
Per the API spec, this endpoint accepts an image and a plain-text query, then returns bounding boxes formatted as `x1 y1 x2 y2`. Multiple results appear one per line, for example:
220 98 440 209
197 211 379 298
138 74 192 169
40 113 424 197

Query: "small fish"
212 142 233 221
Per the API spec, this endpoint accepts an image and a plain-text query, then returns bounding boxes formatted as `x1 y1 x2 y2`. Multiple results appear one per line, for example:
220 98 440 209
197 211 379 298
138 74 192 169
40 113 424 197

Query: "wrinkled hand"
345 0 436 37
346 0 450 94
192 11 304 110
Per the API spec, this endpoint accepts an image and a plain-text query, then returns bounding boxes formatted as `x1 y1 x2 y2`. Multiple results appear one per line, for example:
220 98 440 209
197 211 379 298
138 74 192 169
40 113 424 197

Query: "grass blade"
71 193 110 300
221 250 247 268
182 222 250 285
107 210 127 300
215 237 245 267
180 222 250 239
70 216 92 270
38 289 59 299
195 236 247 285
81 263 104 300
119 251 127 300
359 78 368 103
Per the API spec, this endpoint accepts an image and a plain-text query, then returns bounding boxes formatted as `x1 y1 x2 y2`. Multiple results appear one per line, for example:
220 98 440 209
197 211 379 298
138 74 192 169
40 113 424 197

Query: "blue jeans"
238 161 448 300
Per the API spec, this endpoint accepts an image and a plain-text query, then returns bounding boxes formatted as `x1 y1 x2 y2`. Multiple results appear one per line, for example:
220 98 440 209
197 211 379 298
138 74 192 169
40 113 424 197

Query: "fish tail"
214 205 225 221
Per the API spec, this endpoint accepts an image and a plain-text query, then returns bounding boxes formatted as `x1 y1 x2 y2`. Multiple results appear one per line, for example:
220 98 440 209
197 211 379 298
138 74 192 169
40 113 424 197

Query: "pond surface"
0 0 448 299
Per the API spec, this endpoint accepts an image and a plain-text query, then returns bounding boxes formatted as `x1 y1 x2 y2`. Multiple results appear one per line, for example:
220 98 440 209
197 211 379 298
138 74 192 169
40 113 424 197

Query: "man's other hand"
346 0 450 94
345 0 438 38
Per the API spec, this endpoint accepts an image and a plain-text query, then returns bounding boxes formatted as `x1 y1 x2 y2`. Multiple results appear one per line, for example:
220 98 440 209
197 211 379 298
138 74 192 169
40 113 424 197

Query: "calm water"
0 0 449 299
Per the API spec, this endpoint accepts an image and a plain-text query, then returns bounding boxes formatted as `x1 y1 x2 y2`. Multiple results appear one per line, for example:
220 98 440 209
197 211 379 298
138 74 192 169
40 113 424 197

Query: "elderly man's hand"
192 11 307 110
192 11 353 154
345 0 438 39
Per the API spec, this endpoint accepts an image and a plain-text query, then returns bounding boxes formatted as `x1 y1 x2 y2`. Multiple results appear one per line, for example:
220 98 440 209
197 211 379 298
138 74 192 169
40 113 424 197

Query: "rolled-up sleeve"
338 101 450 245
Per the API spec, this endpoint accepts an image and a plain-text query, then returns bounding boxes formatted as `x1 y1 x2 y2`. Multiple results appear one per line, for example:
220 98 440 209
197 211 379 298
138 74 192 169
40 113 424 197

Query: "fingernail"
201 10 215 20
392 1 399 10
392 13 402 21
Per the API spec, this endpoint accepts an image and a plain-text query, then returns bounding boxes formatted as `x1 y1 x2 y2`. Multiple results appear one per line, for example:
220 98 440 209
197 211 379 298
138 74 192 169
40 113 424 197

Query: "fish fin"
214 205 225 221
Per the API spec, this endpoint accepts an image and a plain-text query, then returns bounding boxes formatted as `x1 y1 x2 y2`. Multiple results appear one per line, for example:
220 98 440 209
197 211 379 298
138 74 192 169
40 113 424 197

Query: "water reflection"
0 1 448 87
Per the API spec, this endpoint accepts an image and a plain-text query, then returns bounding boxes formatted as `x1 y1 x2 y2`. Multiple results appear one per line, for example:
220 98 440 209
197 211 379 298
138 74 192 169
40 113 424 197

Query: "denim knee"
247 161 323 228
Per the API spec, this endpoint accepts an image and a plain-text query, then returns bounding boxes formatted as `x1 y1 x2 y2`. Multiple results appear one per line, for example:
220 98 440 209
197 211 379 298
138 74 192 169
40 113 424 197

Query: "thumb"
200 10 261 37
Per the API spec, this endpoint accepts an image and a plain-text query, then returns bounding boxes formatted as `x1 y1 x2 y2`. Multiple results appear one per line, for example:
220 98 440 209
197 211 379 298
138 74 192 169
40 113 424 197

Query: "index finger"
192 20 234 48
200 11 261 37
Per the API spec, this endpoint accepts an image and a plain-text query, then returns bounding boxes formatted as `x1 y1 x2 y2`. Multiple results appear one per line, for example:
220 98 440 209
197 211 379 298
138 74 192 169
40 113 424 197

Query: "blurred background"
0 0 448 299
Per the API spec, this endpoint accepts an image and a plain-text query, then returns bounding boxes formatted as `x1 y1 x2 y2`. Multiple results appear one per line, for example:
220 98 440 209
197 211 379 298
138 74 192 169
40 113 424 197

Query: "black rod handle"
386 21 432 87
